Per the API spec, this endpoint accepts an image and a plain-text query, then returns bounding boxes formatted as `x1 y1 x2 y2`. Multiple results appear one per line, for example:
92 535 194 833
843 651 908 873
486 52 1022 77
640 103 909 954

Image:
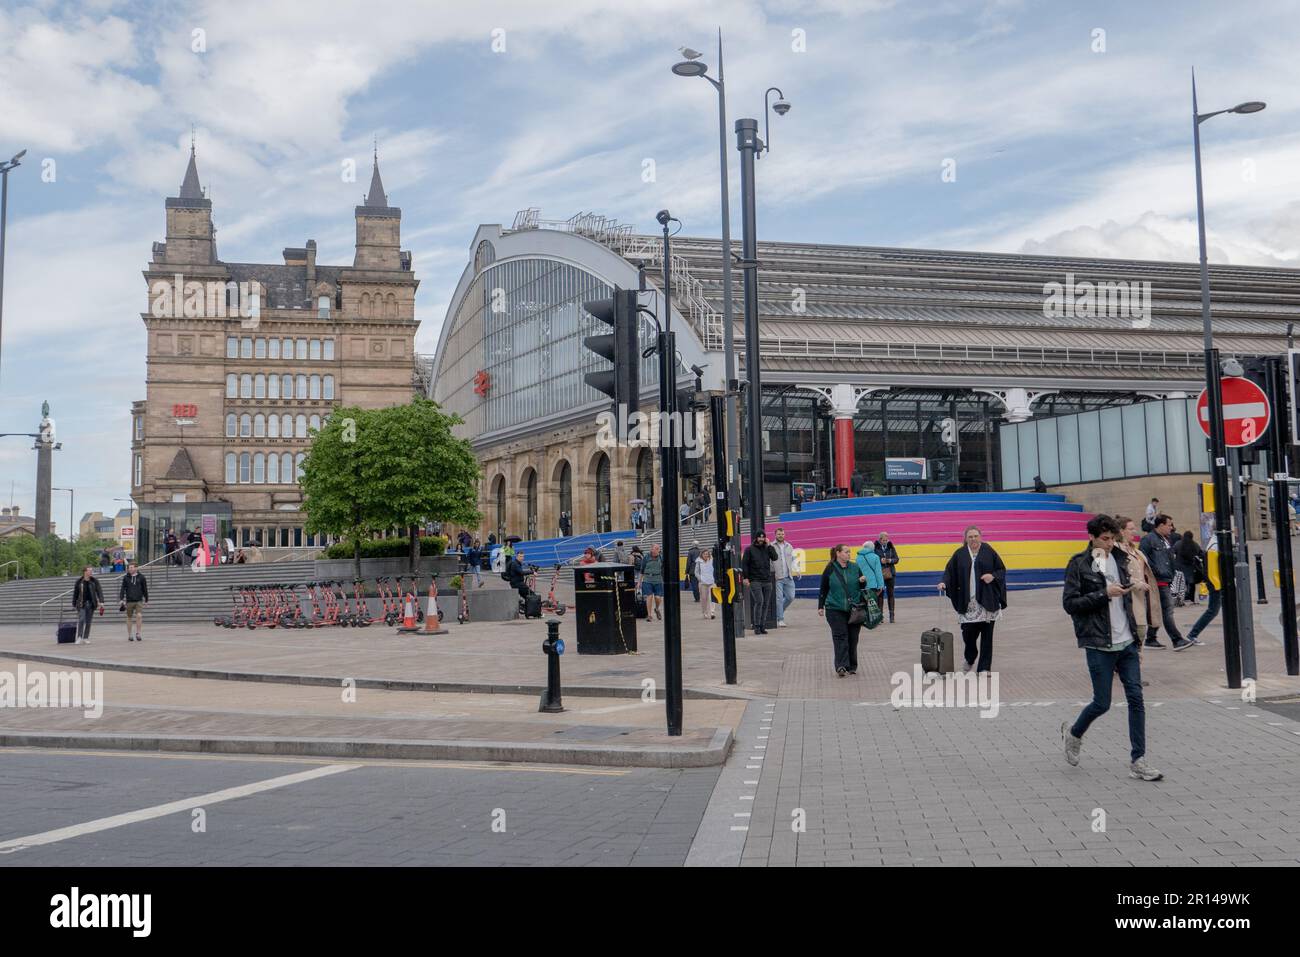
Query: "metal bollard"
1255 554 1268 605
539 618 565 713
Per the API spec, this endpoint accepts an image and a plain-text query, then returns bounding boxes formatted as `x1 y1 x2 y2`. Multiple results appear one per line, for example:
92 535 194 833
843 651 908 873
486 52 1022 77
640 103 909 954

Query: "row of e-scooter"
213 575 457 630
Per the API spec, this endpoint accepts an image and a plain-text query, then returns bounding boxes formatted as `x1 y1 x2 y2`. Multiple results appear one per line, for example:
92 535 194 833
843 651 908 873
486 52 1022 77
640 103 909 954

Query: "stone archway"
553 458 573 536
521 467 538 540
588 450 611 534
488 473 507 541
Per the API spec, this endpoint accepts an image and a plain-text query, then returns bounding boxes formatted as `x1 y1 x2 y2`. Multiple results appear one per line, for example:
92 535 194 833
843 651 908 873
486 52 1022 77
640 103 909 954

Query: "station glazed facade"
129 148 421 560
431 211 1300 541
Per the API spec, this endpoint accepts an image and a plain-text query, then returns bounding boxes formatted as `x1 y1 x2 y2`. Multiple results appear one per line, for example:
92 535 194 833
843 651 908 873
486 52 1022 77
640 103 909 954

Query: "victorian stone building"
130 147 420 559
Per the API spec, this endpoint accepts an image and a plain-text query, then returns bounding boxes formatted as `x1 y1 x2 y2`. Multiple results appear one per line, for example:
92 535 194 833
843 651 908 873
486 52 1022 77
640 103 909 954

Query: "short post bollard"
539 618 565 714
1255 554 1268 605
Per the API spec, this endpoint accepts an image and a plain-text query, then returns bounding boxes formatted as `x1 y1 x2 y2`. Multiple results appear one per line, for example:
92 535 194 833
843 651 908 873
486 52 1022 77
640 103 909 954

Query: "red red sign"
1196 377 1270 448
473 371 490 398
171 403 198 418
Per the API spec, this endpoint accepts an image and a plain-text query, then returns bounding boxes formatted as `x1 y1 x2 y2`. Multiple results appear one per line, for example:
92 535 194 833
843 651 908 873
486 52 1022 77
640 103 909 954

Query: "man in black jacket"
1139 514 1192 650
72 566 104 644
506 550 530 602
118 562 149 642
742 532 778 634
1061 514 1163 781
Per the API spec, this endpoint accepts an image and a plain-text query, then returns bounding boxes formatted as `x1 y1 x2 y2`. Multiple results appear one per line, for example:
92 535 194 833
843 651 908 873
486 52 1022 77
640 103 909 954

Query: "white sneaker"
75 638 85 644
1061 722 1082 766
777 620 788 628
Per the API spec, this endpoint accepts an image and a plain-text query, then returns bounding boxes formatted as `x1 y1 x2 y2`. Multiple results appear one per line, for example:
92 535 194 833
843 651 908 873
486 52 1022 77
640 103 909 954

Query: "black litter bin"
573 562 638 654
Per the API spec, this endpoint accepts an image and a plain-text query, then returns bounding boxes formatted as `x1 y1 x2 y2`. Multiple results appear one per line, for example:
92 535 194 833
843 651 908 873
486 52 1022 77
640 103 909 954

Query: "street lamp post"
0 149 27 390
734 90 788 540
1191 72 1265 690
656 209 683 736
672 33 748 632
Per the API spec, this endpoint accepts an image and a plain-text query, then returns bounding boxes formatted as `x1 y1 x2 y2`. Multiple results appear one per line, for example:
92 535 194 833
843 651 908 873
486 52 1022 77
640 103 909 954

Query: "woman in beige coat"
1116 515 1160 648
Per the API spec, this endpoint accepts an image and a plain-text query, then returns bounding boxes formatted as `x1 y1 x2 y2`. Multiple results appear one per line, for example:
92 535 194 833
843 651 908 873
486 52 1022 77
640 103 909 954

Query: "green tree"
300 406 381 580
365 398 481 571
300 400 480 578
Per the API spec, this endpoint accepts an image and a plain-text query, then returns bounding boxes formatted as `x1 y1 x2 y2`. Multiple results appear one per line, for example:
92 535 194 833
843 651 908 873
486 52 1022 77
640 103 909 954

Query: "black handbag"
834 564 869 625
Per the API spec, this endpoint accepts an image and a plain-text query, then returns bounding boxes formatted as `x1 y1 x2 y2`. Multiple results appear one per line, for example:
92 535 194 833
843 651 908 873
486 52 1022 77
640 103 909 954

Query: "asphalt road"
0 749 720 867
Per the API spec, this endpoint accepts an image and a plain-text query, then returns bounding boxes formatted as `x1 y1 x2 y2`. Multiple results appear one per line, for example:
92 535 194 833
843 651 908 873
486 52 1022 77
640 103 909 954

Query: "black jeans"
881 576 895 618
826 608 861 672
1187 585 1221 642
749 581 773 631
76 603 95 641
960 621 995 672
1151 584 1184 642
1071 642 1146 763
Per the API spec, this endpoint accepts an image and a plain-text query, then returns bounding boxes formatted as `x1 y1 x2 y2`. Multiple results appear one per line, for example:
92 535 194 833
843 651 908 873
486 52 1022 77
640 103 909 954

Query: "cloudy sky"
0 0 1296 524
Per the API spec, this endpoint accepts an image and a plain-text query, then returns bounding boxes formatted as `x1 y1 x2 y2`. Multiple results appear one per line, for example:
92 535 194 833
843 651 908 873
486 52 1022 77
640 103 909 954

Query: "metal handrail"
36 549 176 622
0 560 19 582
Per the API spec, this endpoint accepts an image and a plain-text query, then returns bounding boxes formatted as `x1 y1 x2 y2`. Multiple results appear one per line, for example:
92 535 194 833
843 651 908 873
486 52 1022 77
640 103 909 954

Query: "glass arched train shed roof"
430 223 713 445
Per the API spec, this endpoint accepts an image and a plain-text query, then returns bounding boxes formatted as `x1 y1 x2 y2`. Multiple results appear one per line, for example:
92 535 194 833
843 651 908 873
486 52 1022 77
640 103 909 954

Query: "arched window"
225 453 237 484
323 339 335 360
254 374 266 399
253 414 265 437
309 339 321 360
309 414 321 433
294 453 305 481
268 414 280 438
239 452 251 483
226 374 237 398
282 414 293 438
268 374 280 399
309 375 321 399
386 294 397 318
296 339 308 360
295 414 307 437
282 338 293 358
281 453 293 482
281 374 293 398
296 374 307 399
225 414 237 438
267 452 280 484
269 338 281 360
239 414 251 438
595 453 611 533
240 374 252 399
254 338 266 359
253 452 265 483
323 375 335 400
226 337 238 358
240 337 253 358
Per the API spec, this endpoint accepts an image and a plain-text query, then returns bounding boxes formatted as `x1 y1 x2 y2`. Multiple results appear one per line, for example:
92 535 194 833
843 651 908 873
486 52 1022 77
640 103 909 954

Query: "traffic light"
582 287 640 412
678 387 705 477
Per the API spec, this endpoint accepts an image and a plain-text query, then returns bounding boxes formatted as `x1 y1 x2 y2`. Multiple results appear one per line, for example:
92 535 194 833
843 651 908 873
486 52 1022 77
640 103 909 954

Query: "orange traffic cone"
398 591 418 632
424 576 448 635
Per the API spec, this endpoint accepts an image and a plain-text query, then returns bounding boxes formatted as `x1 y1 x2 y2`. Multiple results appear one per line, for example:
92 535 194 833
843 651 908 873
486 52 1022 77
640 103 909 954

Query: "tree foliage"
300 399 480 574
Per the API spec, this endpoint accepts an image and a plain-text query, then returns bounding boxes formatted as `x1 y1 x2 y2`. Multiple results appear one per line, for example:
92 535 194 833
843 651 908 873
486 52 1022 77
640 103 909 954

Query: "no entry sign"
1197 376 1270 447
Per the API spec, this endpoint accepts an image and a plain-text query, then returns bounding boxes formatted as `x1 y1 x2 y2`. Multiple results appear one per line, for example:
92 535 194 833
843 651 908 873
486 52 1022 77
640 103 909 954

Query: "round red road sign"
1196 376 1270 448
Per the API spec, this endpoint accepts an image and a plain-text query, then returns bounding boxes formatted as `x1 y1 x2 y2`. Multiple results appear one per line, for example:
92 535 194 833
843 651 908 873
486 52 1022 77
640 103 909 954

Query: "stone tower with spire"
131 141 420 562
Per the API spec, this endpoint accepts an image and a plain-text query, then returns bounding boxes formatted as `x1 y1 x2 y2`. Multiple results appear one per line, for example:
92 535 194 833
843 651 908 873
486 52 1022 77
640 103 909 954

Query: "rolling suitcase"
921 627 954 674
523 593 543 619
57 606 77 644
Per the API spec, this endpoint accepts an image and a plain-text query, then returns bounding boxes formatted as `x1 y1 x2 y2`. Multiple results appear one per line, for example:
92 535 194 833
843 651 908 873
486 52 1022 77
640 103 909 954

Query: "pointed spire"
363 143 388 208
179 140 203 200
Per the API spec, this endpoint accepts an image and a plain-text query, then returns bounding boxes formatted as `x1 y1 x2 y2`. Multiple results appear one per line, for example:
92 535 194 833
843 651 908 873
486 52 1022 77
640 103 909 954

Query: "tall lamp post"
672 34 747 631
656 209 684 736
735 89 790 539
0 149 26 389
1192 72 1265 690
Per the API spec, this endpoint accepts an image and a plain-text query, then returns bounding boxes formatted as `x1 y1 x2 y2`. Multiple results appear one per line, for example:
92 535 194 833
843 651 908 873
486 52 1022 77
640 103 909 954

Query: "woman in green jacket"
818 543 868 677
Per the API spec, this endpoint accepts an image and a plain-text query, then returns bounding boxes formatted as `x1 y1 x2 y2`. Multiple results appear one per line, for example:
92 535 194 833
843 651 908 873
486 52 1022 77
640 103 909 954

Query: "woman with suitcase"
937 526 1007 673
71 566 105 644
817 544 868 677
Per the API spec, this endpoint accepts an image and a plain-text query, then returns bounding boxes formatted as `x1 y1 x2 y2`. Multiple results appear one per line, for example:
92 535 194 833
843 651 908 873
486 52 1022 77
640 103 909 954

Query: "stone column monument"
34 400 54 537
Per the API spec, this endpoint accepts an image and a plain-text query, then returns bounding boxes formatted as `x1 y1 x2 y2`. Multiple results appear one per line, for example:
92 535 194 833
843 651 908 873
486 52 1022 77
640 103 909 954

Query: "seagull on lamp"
679 46 703 60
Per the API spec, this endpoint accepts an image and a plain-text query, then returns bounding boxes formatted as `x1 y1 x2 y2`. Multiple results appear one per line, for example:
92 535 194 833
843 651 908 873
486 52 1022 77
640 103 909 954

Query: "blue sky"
0 0 1297 524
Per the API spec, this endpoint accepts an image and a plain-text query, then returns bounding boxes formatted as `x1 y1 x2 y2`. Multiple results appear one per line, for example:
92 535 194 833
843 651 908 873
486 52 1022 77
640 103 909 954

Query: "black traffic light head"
583 287 640 412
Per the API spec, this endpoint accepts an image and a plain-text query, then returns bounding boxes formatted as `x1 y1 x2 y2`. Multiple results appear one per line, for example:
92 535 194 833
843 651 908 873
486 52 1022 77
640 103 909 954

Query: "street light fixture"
672 31 748 634
1191 71 1265 689
758 87 790 157
0 147 26 390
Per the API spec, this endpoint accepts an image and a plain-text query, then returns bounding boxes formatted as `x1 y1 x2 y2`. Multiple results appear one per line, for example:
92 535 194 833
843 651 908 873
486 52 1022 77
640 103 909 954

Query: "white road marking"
743 780 758 785
746 765 761 769
0 763 356 854
730 826 749 831
734 812 751 818
740 795 755 801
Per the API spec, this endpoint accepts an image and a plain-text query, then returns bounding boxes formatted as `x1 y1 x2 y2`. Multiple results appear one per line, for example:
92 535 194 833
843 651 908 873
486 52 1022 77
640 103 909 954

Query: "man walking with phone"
1061 514 1163 781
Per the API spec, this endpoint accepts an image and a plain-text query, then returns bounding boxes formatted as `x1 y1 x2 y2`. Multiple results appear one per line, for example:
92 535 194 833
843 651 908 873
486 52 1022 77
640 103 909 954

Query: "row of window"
227 337 335 361
236 526 332 548
225 373 335 400
226 413 325 439
224 451 306 485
